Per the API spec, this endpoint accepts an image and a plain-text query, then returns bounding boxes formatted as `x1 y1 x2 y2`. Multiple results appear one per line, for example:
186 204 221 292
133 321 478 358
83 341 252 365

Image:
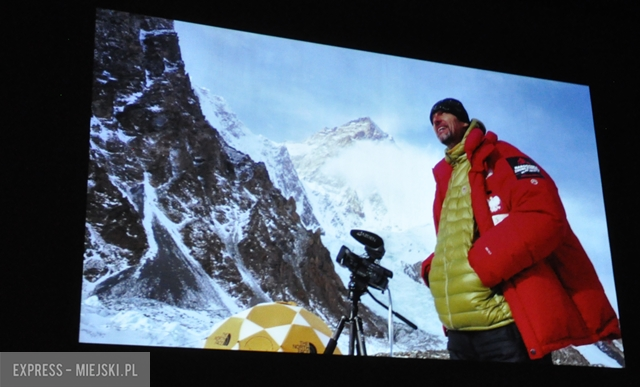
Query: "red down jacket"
421 125 621 359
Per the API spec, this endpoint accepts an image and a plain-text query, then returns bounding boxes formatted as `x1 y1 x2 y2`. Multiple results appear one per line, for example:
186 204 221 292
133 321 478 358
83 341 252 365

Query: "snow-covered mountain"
194 88 320 231
286 118 395 234
82 9 379 348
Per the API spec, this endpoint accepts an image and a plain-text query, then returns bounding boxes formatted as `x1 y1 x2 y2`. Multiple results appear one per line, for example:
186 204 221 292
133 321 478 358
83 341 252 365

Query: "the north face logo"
506 157 544 180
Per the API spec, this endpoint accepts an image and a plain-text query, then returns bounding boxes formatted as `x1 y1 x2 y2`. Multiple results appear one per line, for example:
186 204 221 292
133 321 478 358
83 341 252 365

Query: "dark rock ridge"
85 9 388 334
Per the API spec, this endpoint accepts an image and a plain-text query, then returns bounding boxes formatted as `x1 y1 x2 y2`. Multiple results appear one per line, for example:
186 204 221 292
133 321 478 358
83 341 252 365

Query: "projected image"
80 8 623 366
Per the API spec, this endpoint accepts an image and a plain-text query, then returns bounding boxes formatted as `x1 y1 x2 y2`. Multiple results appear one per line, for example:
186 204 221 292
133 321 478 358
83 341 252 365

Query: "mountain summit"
307 117 394 150
286 118 398 236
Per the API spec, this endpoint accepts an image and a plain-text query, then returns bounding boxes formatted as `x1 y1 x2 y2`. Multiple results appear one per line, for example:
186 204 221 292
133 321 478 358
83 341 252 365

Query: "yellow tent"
204 301 341 354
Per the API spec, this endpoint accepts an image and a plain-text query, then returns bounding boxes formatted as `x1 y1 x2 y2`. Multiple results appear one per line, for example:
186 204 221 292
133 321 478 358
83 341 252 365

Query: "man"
421 98 621 363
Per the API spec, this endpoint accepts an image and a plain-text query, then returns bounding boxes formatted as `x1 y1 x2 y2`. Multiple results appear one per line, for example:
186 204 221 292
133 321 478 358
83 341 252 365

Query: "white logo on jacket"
488 196 501 212
488 195 509 225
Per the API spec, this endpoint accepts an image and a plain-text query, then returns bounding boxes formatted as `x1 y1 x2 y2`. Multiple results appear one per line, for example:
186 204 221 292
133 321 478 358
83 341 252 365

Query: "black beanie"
430 98 470 124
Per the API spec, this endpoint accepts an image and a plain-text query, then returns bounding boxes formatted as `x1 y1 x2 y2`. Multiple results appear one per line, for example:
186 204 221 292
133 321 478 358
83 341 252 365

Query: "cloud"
322 140 441 228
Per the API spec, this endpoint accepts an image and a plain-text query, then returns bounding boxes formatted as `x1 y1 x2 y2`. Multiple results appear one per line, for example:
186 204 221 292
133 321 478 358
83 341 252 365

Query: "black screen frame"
11 0 635 385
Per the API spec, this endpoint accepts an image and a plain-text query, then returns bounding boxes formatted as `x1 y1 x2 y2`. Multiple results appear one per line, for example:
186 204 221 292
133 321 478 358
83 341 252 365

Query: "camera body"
335 230 393 291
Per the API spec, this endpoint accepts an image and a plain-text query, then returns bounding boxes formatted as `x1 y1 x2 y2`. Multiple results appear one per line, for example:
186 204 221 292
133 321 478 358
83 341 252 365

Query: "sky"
173 20 618 312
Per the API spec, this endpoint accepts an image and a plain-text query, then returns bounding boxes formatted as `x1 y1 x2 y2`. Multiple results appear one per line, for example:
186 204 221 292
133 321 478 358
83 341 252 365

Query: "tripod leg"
354 316 367 356
349 318 356 355
323 316 347 355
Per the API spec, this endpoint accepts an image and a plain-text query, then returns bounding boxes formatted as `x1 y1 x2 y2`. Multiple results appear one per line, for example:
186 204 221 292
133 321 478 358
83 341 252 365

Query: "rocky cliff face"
194 88 321 231
84 9 386 332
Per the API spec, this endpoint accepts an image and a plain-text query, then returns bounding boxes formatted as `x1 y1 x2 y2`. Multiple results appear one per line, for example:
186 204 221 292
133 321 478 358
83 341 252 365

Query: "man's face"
432 111 469 148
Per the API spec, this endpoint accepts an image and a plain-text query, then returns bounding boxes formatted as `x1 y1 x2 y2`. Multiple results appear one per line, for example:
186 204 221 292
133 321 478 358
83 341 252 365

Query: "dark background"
8 0 636 385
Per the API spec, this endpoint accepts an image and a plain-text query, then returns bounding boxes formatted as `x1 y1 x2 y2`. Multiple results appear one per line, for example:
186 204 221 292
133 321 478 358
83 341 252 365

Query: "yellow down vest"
428 123 513 331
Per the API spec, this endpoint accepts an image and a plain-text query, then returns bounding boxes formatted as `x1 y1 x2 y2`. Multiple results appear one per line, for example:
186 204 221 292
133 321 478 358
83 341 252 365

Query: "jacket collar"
433 119 498 176
464 120 498 171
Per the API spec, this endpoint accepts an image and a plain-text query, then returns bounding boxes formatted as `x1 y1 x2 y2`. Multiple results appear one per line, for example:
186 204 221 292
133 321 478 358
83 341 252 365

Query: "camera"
336 230 393 291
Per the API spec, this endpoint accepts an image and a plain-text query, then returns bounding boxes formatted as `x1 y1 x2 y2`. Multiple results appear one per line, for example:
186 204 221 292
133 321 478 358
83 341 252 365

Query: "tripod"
324 275 369 355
